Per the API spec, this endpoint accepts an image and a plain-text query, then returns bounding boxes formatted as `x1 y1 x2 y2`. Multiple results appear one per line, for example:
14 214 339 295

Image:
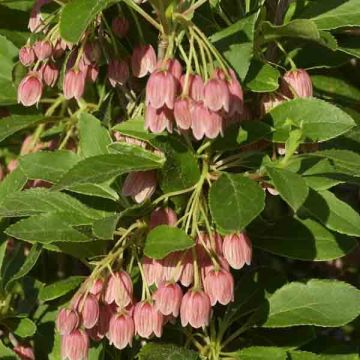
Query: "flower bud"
104 271 133 308
112 17 129 38
33 40 52 61
282 69 313 98
13 345 35 360
204 268 234 306
19 46 35 67
56 308 80 335
17 72 43 107
204 78 230 112
61 329 89 360
146 70 177 109
41 62 59 87
134 301 163 338
63 69 86 100
222 232 252 270
149 207 178 229
153 282 183 317
131 44 157 78
108 312 135 350
122 170 157 203
108 59 129 87
165 58 183 81
86 64 99 83
180 289 211 328
89 278 104 296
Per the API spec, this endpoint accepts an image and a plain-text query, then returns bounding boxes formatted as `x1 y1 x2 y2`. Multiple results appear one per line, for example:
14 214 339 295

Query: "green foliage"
209 173 265 234
144 225 195 259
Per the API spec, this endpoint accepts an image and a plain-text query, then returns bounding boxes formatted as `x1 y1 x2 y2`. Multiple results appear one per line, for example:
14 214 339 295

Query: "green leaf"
338 35 360 59
20 151 80 183
245 62 280 92
289 350 358 360
79 113 112 157
5 212 92 244
54 152 164 190
151 135 200 193
210 12 258 80
0 35 18 105
112 117 157 144
312 75 360 105
267 98 355 142
0 167 27 203
38 276 85 302
0 188 102 219
0 113 45 143
209 173 265 234
298 0 360 30
233 346 287 360
138 343 199 360
302 189 360 236
144 225 195 260
92 214 120 240
3 317 36 338
0 340 17 358
308 150 360 177
68 182 119 201
5 243 42 290
249 217 357 261
250 327 315 350
264 279 360 327
60 0 116 43
266 166 309 211
261 19 321 43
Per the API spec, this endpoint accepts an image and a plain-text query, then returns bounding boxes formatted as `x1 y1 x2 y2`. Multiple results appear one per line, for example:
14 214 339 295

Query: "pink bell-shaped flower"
41 62 59 87
112 17 129 38
145 105 174 133
222 232 252 270
13 345 35 360
77 293 100 329
146 70 177 109
19 46 35 67
17 72 43 107
153 282 183 317
61 329 89 360
179 251 194 287
282 68 313 98
204 268 234 306
180 289 211 328
228 69 244 115
133 301 163 338
33 40 52 61
87 303 114 341
63 69 86 100
108 312 135 350
174 97 193 130
56 308 80 335
122 170 157 203
188 74 205 101
104 271 133 308
131 44 157 78
149 207 178 229
108 59 129 87
204 78 230 112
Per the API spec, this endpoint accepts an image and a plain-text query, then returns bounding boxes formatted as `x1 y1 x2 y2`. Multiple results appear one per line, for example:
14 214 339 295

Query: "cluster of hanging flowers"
57 206 252 360
145 59 245 140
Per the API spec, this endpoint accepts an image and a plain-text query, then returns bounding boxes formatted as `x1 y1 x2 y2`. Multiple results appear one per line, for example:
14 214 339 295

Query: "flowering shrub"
0 0 359 359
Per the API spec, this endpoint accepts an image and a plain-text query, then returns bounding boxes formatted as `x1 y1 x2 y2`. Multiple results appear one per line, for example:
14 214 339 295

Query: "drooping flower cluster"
57 206 252 359
145 59 245 140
